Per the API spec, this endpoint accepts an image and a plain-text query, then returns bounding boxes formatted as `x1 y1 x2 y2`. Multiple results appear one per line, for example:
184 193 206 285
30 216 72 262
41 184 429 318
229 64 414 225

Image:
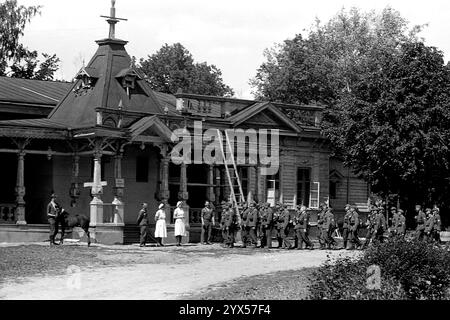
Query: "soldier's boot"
277 238 282 248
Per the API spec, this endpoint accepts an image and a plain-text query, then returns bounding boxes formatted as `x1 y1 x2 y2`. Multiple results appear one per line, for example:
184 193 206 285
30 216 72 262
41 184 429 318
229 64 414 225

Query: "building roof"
48 38 164 129
0 118 69 129
0 77 71 107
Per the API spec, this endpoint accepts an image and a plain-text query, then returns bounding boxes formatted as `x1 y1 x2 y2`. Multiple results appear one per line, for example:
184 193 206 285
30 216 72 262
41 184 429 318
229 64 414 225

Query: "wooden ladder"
216 129 245 216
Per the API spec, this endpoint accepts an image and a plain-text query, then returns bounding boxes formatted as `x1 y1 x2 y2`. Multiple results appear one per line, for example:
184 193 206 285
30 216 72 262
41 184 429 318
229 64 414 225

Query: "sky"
17 0 450 99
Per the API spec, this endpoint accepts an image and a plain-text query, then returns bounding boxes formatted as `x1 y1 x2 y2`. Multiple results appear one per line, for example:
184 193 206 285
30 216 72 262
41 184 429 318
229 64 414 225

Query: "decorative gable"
229 102 303 133
116 66 142 91
73 67 99 94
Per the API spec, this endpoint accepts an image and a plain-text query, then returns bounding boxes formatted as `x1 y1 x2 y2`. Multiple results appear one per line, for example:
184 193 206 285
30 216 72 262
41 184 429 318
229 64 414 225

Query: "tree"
324 42 450 212
138 43 234 97
251 7 450 222
251 7 424 105
0 0 60 80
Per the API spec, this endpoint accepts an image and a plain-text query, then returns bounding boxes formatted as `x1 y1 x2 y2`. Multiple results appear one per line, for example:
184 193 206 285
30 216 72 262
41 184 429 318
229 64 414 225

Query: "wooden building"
0 3 369 244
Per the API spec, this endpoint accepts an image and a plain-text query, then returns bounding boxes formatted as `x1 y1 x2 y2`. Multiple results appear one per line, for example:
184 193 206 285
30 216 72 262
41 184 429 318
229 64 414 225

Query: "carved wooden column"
207 165 215 203
256 166 264 204
248 166 256 203
69 155 81 207
178 163 189 201
178 162 189 226
159 155 170 223
15 150 26 225
214 167 221 222
214 167 221 207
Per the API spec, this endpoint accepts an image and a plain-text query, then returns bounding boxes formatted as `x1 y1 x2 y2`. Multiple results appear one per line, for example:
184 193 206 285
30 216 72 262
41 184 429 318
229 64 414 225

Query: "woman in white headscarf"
154 203 167 247
174 201 187 246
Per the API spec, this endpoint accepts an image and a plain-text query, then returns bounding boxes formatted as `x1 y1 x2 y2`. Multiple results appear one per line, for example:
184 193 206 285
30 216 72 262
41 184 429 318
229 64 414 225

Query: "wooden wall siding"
329 158 369 211
248 166 257 199
280 150 297 208
257 167 266 203
318 152 330 206
277 146 331 209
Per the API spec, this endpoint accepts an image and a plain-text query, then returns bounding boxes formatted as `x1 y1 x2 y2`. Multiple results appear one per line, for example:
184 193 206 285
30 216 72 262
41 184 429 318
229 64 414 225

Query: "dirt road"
0 244 358 300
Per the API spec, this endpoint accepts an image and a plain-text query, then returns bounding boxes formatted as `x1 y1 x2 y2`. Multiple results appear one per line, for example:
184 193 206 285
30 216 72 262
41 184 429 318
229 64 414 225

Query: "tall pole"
15 150 26 225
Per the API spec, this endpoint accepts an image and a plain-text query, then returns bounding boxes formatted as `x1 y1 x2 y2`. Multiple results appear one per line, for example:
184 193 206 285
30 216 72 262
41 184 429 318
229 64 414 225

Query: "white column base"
90 196 103 227
112 197 125 226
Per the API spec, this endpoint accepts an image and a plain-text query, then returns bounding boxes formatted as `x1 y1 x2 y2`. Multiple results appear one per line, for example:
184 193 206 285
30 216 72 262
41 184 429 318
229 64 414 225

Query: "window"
297 168 311 207
266 172 280 206
330 181 337 199
136 156 149 183
122 75 136 90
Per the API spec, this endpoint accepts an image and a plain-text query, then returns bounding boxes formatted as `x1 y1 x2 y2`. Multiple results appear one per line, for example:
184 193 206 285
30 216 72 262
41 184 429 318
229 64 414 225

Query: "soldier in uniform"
273 203 283 248
279 204 292 249
47 193 62 246
414 204 426 241
224 202 238 248
259 203 274 248
294 205 314 250
396 209 407 238
324 208 337 249
348 205 362 250
201 201 215 245
424 208 434 242
136 203 149 247
220 201 230 246
342 204 352 250
246 202 259 248
363 206 377 249
231 204 241 248
240 202 250 248
432 207 442 243
374 206 387 243
316 203 327 249
390 207 399 238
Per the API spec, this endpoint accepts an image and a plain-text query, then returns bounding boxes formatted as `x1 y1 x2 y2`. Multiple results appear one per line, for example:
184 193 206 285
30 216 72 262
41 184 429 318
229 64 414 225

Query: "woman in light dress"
174 201 187 246
154 203 167 247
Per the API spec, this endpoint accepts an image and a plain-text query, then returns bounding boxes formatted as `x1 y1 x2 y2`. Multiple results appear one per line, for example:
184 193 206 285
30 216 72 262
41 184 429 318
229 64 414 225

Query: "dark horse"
58 209 91 247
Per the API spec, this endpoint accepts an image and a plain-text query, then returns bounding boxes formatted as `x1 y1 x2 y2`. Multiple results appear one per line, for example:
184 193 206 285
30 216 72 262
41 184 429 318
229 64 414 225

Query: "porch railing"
0 204 16 224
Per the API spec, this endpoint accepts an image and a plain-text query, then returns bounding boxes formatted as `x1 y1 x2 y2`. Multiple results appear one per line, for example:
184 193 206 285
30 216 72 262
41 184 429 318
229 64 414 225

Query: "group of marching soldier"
200 200 444 250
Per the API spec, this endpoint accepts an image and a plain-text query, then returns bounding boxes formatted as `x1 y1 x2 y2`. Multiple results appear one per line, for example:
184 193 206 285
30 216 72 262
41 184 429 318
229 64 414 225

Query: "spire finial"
100 0 127 39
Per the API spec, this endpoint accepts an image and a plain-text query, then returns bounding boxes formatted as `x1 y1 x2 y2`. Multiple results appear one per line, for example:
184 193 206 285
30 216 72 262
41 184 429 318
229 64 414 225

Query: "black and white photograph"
0 0 449 311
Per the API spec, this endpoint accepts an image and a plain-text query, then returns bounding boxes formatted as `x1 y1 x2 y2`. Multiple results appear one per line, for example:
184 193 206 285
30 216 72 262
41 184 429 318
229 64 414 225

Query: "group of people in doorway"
138 200 444 249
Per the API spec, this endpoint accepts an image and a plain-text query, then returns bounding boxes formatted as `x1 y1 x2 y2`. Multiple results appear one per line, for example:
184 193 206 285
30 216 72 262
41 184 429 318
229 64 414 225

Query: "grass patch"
186 268 315 300
0 245 106 283
0 244 273 284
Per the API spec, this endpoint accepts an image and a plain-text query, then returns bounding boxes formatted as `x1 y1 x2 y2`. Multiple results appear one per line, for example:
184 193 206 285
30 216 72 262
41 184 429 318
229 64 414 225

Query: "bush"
364 238 450 300
308 256 407 300
308 239 450 300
